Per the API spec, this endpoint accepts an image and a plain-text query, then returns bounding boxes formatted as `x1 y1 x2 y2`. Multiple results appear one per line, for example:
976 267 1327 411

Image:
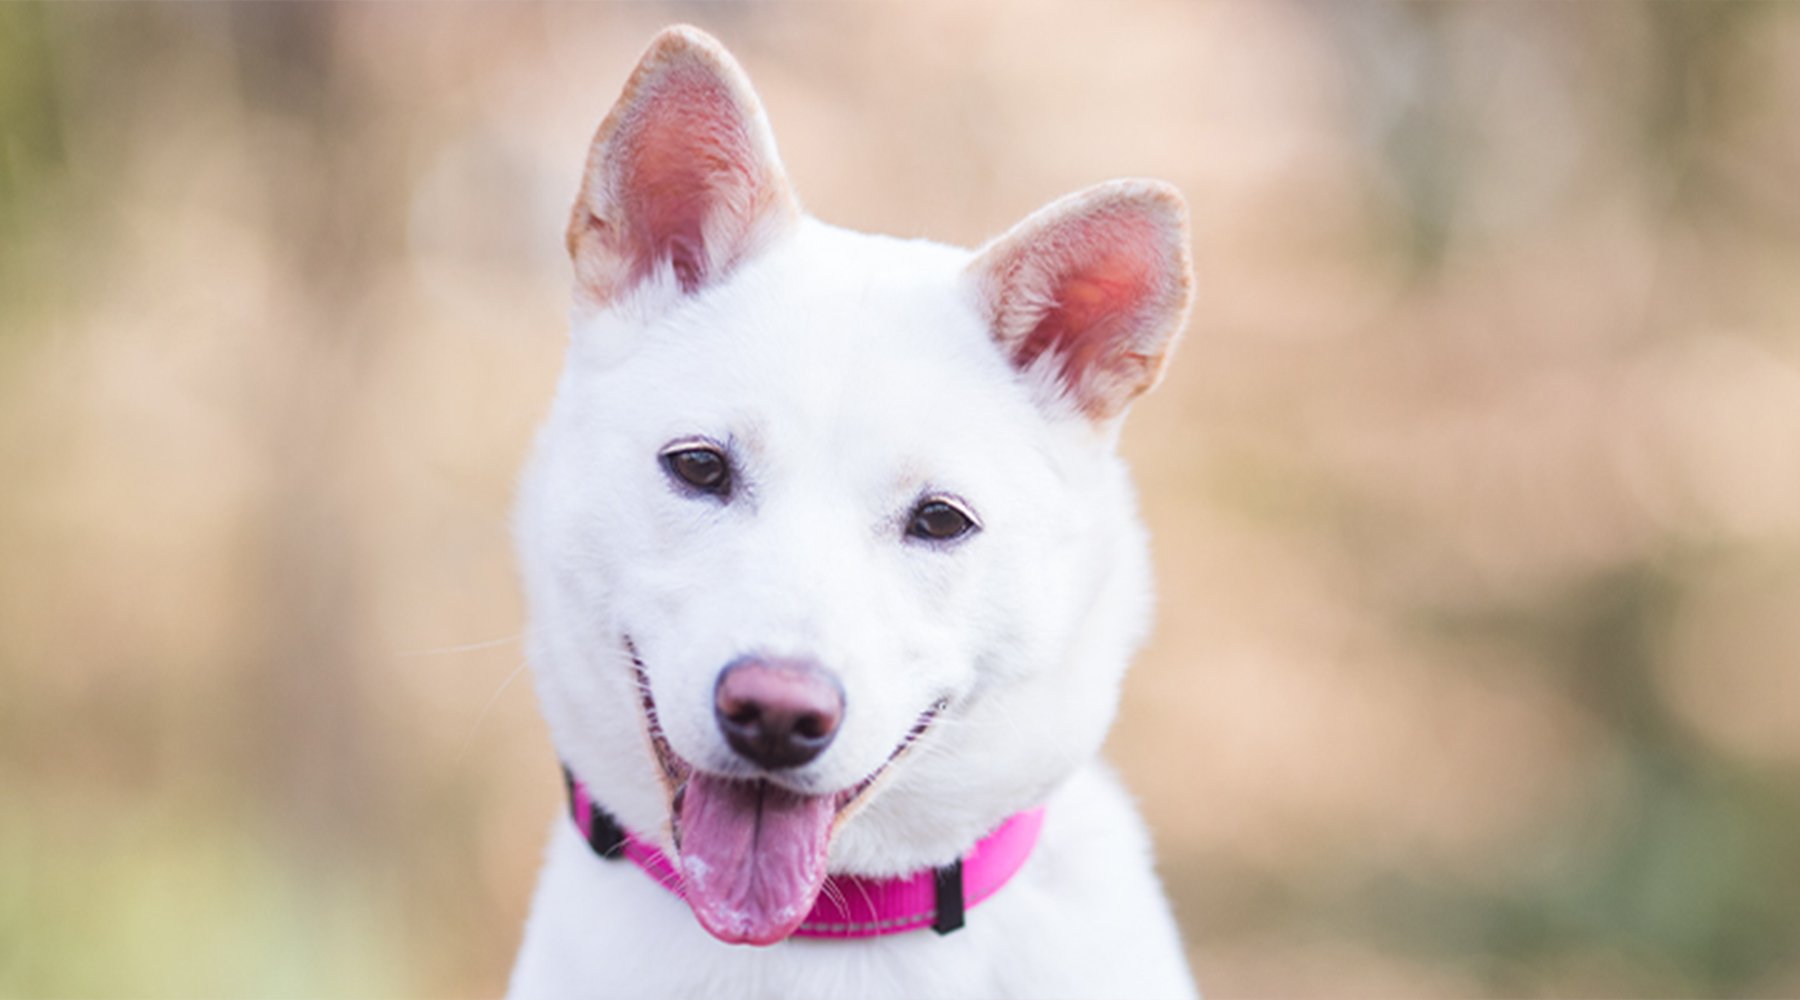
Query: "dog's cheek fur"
515 410 676 842
514 333 795 842
825 432 1155 872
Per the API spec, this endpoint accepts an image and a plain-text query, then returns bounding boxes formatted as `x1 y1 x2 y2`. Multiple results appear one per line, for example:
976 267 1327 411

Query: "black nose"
714 657 845 770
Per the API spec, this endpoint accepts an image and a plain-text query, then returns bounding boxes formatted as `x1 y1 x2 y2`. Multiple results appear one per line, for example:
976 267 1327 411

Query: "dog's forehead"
723 221 987 366
642 222 1036 444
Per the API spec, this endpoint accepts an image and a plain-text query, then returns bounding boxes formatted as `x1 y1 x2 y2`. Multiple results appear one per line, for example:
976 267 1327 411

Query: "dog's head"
516 26 1192 946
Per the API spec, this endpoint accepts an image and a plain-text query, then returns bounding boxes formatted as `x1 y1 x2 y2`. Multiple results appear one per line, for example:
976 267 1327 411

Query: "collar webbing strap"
560 765 1043 939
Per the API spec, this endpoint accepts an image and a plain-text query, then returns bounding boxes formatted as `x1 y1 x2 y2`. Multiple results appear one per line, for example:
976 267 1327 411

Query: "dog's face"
516 26 1191 946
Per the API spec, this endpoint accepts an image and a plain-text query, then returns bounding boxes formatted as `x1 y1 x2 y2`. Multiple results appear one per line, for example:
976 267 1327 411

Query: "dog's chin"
626 642 941 946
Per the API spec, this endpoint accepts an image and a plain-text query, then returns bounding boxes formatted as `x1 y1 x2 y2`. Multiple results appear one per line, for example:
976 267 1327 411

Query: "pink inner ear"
612 65 759 293
1010 212 1167 414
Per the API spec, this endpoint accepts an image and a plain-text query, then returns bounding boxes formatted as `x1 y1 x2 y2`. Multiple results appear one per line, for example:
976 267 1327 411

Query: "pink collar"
565 770 1045 940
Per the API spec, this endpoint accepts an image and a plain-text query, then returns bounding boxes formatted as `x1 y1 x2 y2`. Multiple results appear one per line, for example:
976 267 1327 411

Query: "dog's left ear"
968 180 1193 422
567 26 799 312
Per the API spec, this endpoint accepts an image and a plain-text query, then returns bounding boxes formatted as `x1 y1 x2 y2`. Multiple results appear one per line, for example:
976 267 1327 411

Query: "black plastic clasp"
562 764 628 860
932 859 965 935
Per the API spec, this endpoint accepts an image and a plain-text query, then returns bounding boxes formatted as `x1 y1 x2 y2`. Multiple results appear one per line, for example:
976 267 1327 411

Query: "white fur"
509 30 1196 999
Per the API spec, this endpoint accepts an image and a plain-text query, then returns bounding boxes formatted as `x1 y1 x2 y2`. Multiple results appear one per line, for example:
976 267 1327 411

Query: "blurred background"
3 3 1799 996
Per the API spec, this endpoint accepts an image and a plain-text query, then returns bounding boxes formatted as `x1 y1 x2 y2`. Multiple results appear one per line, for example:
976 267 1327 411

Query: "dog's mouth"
627 642 943 946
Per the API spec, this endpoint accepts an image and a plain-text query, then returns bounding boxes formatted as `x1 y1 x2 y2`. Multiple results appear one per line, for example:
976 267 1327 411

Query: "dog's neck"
562 766 1046 940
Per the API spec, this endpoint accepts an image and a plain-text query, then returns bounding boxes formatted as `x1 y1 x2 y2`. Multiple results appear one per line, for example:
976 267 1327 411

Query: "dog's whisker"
454 656 530 767
819 875 848 912
847 870 879 917
650 863 687 896
394 631 525 659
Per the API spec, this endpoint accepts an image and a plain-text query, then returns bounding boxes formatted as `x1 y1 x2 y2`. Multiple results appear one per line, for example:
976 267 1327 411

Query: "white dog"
509 25 1197 999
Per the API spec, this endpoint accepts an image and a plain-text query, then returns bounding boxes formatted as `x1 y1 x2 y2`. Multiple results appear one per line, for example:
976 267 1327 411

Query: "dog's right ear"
567 26 799 312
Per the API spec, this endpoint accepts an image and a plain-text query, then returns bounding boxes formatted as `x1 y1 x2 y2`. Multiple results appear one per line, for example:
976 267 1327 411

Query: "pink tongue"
677 772 836 946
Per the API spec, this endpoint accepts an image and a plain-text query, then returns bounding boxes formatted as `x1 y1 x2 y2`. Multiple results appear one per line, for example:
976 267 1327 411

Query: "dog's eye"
907 498 979 542
661 444 731 496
